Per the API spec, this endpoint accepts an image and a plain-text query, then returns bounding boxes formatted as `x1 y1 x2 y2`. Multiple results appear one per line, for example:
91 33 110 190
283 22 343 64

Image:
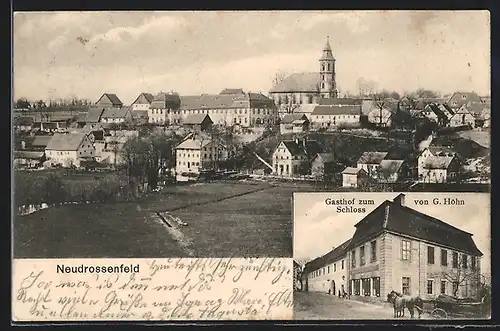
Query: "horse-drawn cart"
428 294 488 319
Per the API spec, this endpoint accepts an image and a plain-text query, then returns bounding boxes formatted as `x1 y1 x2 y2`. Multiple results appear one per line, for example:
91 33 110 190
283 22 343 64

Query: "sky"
293 192 491 278
13 11 490 105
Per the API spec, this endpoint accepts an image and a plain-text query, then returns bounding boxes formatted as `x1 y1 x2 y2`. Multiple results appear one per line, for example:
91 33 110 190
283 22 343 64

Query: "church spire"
323 36 332 51
320 36 335 61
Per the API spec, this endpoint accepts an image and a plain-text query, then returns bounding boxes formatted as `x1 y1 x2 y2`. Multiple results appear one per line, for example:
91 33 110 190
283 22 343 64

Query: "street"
294 291 418 320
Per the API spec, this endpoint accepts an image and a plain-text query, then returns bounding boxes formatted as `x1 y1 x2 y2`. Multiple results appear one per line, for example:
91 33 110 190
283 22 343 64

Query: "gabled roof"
357 151 388 164
101 107 131 119
269 72 319 93
294 104 318 114
281 141 307 157
132 93 154 105
150 92 181 109
464 101 489 117
426 146 457 157
348 195 482 256
425 103 450 121
422 155 456 169
342 167 365 175
14 151 45 159
314 152 336 163
281 113 308 124
45 133 88 151
96 93 123 107
31 135 53 147
379 159 404 174
304 238 351 274
179 93 273 110
446 91 482 108
86 107 105 123
311 105 361 116
319 98 362 106
219 88 245 95
176 138 211 150
183 114 212 125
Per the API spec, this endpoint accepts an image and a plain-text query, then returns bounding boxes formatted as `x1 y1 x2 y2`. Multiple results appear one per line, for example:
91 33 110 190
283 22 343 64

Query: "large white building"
45 132 95 167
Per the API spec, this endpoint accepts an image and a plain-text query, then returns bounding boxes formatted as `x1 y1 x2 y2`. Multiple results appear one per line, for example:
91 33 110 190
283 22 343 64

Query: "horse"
387 290 424 319
387 291 406 318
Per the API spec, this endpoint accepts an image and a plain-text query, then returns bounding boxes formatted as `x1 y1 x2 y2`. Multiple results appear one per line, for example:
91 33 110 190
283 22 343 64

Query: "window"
360 245 365 266
441 280 446 294
462 254 468 269
401 240 411 261
351 250 356 268
341 260 344 270
441 249 448 266
402 277 411 295
372 277 380 297
452 252 458 268
428 246 435 264
371 240 377 262
362 278 371 296
427 280 434 294
453 281 459 295
327 266 330 274
353 279 361 296
471 256 476 270
333 264 336 272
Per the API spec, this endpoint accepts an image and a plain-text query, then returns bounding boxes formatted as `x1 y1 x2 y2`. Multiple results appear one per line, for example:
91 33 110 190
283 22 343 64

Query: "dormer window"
462 95 467 99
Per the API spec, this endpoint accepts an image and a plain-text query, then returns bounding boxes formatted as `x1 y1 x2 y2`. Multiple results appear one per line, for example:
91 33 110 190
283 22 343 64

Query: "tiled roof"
379 159 404 174
176 138 211 150
96 93 123 107
446 92 482 108
179 93 273 110
150 92 181 109
304 140 324 156
46 133 87 151
294 104 318 114
348 194 482 256
183 114 212 125
311 105 361 116
14 151 45 159
31 135 53 147
464 102 489 117
304 239 351 274
269 72 319 93
319 98 362 106
281 113 308 124
422 155 455 170
281 141 306 157
101 107 131 119
342 167 364 175
357 151 388 164
314 152 336 163
220 88 245 95
427 146 456 157
132 93 154 105
415 98 447 110
86 107 105 123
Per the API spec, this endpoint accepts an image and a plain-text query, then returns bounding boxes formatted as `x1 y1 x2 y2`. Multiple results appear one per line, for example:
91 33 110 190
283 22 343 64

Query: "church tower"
319 36 337 98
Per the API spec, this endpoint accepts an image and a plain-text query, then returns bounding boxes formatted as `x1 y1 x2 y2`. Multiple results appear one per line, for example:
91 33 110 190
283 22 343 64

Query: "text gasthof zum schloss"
12 258 293 321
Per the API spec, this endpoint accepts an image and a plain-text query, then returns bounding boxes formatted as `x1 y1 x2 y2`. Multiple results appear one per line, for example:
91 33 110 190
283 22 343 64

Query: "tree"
442 264 481 299
15 98 31 109
272 70 288 89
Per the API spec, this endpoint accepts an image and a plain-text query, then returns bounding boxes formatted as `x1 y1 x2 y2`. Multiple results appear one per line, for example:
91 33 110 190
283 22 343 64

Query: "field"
13 181 310 258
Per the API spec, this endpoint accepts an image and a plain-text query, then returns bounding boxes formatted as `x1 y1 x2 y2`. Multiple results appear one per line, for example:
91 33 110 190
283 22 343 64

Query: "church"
269 37 338 115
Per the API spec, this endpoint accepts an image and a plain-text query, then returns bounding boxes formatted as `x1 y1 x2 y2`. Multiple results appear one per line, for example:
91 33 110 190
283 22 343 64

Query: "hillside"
432 132 490 159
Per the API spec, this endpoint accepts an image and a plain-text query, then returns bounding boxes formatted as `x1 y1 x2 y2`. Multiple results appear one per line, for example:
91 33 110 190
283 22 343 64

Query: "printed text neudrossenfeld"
56 264 140 274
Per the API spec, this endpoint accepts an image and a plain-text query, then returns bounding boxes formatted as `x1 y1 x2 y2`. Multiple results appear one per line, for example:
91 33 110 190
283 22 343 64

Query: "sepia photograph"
293 192 491 320
12 11 490 259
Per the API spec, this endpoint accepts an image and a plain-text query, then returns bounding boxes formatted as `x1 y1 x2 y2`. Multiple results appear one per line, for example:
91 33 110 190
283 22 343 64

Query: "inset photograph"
293 192 491 320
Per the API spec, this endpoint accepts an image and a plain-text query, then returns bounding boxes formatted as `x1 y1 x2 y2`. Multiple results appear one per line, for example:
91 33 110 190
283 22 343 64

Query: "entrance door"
187 161 191 169
331 280 336 296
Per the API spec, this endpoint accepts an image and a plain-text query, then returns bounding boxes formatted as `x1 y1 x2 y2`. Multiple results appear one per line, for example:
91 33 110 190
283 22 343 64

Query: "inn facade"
303 194 483 303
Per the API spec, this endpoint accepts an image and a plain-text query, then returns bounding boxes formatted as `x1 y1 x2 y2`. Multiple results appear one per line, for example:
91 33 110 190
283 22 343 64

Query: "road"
294 291 417 320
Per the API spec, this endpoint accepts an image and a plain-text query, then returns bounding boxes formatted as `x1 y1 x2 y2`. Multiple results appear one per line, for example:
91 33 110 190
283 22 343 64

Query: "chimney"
393 193 405 206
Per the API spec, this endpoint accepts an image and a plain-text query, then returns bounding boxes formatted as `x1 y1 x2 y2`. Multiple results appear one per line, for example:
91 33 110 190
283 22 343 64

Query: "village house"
28 135 53 151
446 92 482 110
341 167 368 188
303 239 351 296
269 37 337 117
13 151 46 169
356 151 389 178
460 102 490 128
95 93 123 108
449 105 475 128
131 92 154 111
182 114 213 132
422 103 455 127
148 92 182 125
100 107 133 124
178 91 276 128
272 138 324 177
311 152 337 178
310 105 361 130
345 194 482 301
45 132 95 167
280 113 310 135
175 133 227 180
84 107 105 124
292 104 318 120
377 159 406 183
418 147 460 183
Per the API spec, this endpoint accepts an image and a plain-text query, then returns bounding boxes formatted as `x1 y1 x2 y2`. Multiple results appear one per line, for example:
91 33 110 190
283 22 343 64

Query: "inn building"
303 194 483 302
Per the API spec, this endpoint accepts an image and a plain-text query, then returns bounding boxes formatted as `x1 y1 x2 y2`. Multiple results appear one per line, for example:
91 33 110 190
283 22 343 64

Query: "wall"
348 234 383 299
272 143 304 176
307 257 347 296
342 174 359 187
176 148 202 175
310 114 360 129
132 103 150 111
